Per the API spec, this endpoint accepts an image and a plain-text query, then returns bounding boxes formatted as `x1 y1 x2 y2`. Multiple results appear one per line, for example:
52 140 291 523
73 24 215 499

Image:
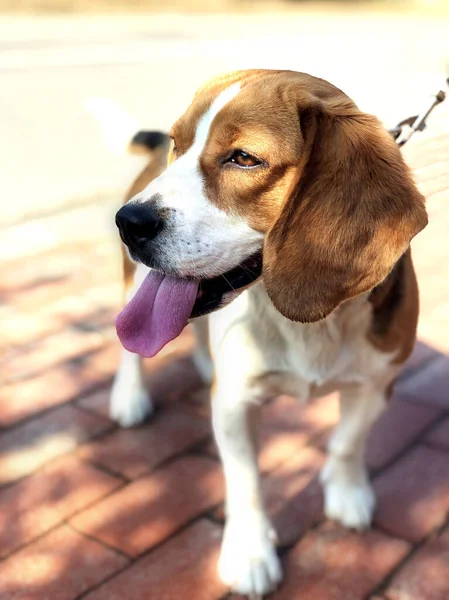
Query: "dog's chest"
279 311 369 386
251 286 394 388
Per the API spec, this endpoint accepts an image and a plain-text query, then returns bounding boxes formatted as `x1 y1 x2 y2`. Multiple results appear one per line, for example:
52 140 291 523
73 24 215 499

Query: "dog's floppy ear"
262 89 428 323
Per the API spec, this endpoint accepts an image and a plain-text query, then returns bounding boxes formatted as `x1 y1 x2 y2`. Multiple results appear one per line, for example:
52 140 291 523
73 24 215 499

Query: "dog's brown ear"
262 91 428 323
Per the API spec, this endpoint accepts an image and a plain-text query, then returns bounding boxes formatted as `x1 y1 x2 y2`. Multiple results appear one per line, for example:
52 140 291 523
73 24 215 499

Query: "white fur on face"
133 83 264 278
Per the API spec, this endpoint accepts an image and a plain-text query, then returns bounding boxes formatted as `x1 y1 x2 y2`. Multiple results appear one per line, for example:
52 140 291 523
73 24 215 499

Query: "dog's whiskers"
239 263 260 278
220 273 236 292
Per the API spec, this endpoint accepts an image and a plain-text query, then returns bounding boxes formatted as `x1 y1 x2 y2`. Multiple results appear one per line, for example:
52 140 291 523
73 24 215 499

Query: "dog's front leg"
110 263 153 427
110 349 152 427
213 382 282 597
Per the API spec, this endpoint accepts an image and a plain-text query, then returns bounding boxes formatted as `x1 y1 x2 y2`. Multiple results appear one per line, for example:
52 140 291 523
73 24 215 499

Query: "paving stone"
78 343 120 382
0 455 122 559
8 266 115 314
416 318 449 356
386 526 449 600
0 354 115 427
267 523 409 600
374 445 449 542
0 282 120 351
0 305 62 351
0 525 128 600
394 355 449 409
69 456 224 557
78 405 210 479
0 281 122 352
0 241 115 297
0 405 111 486
247 523 409 600
146 354 203 405
84 520 226 600
366 399 441 471
76 389 112 421
414 166 449 199
398 340 440 378
424 416 449 452
181 387 212 420
0 326 115 385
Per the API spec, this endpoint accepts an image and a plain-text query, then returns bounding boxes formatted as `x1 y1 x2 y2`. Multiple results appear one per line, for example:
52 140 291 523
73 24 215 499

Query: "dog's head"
116 70 427 356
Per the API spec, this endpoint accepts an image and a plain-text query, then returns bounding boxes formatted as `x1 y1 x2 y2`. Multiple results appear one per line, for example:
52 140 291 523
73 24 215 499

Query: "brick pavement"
0 98 448 599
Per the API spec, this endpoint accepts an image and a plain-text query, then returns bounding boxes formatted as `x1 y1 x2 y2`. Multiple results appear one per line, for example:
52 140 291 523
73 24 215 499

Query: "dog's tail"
84 96 170 156
128 130 171 156
123 130 170 204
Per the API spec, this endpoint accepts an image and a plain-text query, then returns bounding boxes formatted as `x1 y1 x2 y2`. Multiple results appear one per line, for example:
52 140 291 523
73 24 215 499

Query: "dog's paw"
218 514 282 597
109 378 153 428
321 457 376 530
322 468 376 530
323 479 376 529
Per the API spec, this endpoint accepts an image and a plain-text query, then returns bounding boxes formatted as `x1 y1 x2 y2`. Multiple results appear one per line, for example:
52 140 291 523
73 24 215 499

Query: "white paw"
323 480 376 530
218 514 282 597
109 379 153 428
321 459 376 530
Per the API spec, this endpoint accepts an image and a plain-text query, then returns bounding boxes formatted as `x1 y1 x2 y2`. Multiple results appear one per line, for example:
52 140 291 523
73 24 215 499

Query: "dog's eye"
228 150 261 168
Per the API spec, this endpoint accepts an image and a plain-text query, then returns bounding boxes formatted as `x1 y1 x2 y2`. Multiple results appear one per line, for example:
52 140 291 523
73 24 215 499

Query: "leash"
388 77 448 146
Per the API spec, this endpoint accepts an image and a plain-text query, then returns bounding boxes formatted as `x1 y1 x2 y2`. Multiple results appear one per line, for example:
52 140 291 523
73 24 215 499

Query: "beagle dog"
111 70 427 597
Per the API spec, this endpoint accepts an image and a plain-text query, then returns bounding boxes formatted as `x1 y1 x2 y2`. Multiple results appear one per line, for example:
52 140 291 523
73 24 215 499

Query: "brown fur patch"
368 248 419 364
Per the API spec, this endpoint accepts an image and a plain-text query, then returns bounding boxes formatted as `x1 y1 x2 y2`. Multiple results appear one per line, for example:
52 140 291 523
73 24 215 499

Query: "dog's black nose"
115 203 163 248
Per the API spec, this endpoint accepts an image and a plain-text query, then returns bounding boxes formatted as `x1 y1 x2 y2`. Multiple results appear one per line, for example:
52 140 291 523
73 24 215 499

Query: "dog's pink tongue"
116 270 199 358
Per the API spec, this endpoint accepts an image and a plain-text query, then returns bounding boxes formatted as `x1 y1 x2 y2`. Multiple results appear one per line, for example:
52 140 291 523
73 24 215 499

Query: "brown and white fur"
110 70 427 597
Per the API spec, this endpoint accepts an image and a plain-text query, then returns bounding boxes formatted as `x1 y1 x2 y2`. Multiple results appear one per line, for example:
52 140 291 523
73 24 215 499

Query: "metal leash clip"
389 78 448 146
